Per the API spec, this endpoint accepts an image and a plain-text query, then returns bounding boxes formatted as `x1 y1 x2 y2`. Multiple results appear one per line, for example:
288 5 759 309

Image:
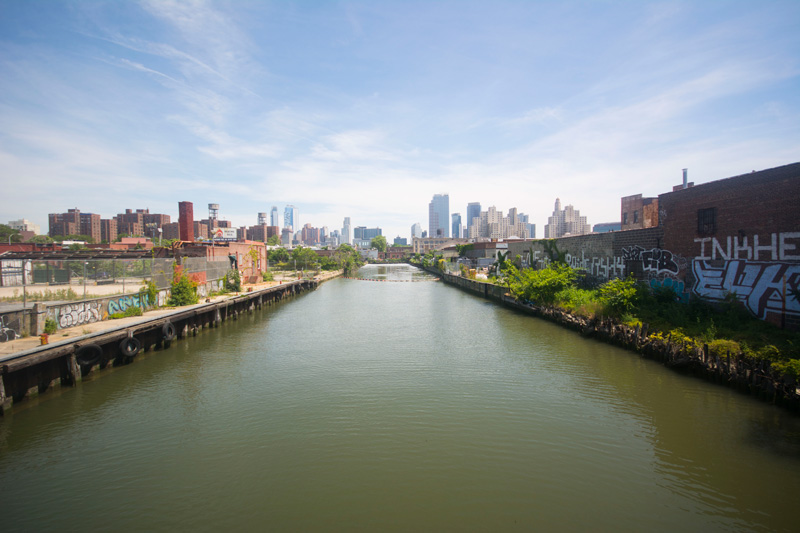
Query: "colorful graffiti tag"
649 277 690 304
693 260 800 321
108 294 146 315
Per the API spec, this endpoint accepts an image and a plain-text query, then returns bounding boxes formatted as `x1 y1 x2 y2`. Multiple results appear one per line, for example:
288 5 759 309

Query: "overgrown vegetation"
437 256 800 376
44 318 57 334
167 265 199 306
139 279 159 309
225 269 241 292
109 306 144 319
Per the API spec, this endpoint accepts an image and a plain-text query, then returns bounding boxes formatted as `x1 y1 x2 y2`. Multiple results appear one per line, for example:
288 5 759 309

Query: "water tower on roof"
208 203 219 221
258 212 267 225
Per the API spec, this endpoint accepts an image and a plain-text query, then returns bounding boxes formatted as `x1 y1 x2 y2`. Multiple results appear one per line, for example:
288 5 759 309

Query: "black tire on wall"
162 321 177 342
75 344 103 366
119 337 142 358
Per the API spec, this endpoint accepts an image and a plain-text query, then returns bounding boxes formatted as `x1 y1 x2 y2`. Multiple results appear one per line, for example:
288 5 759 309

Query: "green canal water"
2 264 800 531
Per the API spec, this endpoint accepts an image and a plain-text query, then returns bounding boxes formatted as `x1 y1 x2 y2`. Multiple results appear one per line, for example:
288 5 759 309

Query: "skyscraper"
270 206 280 228
284 205 298 232
466 202 481 231
428 193 449 238
544 198 591 238
411 223 422 239
342 217 351 245
451 213 462 239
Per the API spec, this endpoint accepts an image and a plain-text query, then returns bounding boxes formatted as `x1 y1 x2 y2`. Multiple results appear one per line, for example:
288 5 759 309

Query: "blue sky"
1 0 799 241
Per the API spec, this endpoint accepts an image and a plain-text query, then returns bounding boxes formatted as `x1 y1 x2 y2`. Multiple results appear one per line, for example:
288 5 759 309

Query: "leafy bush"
771 359 800 379
597 276 639 317
109 306 144 319
262 270 274 282
168 273 199 306
506 264 577 305
708 339 740 359
225 269 241 292
140 279 159 309
44 318 57 334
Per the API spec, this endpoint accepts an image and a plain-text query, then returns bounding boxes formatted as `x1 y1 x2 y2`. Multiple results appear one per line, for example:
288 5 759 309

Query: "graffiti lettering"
693 260 800 321
108 294 144 315
694 232 800 261
621 246 679 275
0 314 20 342
58 302 102 329
649 277 689 304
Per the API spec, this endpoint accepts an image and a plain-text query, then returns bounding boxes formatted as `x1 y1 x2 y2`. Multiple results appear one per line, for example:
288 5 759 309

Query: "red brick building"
620 194 658 231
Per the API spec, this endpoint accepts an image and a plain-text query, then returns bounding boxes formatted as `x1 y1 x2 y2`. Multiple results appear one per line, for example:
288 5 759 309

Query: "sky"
1 0 799 241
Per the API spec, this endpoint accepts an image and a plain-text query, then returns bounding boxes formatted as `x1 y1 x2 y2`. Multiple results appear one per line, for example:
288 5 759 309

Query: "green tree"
267 234 281 246
506 264 577 305
370 235 388 252
269 247 291 264
333 244 363 276
597 275 639 317
168 273 199 306
0 224 23 243
29 235 54 244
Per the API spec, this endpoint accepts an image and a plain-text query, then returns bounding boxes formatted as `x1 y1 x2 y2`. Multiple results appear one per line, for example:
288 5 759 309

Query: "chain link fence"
0 257 230 303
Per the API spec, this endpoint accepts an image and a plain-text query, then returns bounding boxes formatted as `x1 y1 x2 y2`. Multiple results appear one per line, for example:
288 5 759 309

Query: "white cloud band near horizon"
1 0 798 240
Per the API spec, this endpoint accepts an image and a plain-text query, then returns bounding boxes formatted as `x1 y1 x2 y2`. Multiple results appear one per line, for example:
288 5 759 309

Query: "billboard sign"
212 228 237 241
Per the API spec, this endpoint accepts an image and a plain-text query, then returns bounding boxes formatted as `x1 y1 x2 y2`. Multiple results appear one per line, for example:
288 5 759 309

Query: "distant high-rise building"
342 217 351 245
354 226 382 240
468 206 530 239
270 206 280 228
258 212 267 225
466 202 481 230
48 208 102 242
429 193 449 238
451 213 462 238
284 205 298 231
544 198 591 238
8 219 41 235
411 222 422 239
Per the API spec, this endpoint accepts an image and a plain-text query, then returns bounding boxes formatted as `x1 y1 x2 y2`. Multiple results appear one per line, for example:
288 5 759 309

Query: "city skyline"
1 1 798 240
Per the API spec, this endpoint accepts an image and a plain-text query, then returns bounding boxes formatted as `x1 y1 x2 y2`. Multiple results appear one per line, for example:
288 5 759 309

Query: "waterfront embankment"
422 265 800 412
0 271 342 414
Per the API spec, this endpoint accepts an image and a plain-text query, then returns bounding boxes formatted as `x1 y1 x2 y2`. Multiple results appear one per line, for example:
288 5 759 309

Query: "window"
697 207 716 235
623 212 628 225
633 211 639 224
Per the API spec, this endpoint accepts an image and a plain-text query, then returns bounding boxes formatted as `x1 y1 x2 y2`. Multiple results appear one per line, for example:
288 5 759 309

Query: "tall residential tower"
428 193 449 238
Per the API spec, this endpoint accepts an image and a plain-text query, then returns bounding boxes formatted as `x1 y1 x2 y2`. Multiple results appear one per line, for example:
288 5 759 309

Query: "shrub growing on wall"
168 273 199 306
225 269 241 292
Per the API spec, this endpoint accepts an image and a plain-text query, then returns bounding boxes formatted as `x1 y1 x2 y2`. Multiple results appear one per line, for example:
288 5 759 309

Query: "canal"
1 264 799 531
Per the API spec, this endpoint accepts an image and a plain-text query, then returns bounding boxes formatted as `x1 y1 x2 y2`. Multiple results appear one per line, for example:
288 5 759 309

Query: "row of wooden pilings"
427 267 800 413
0 279 318 415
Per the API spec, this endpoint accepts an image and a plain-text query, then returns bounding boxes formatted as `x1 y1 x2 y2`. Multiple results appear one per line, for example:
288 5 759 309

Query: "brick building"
620 194 658 230
48 209 102 243
247 224 280 243
100 218 118 243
